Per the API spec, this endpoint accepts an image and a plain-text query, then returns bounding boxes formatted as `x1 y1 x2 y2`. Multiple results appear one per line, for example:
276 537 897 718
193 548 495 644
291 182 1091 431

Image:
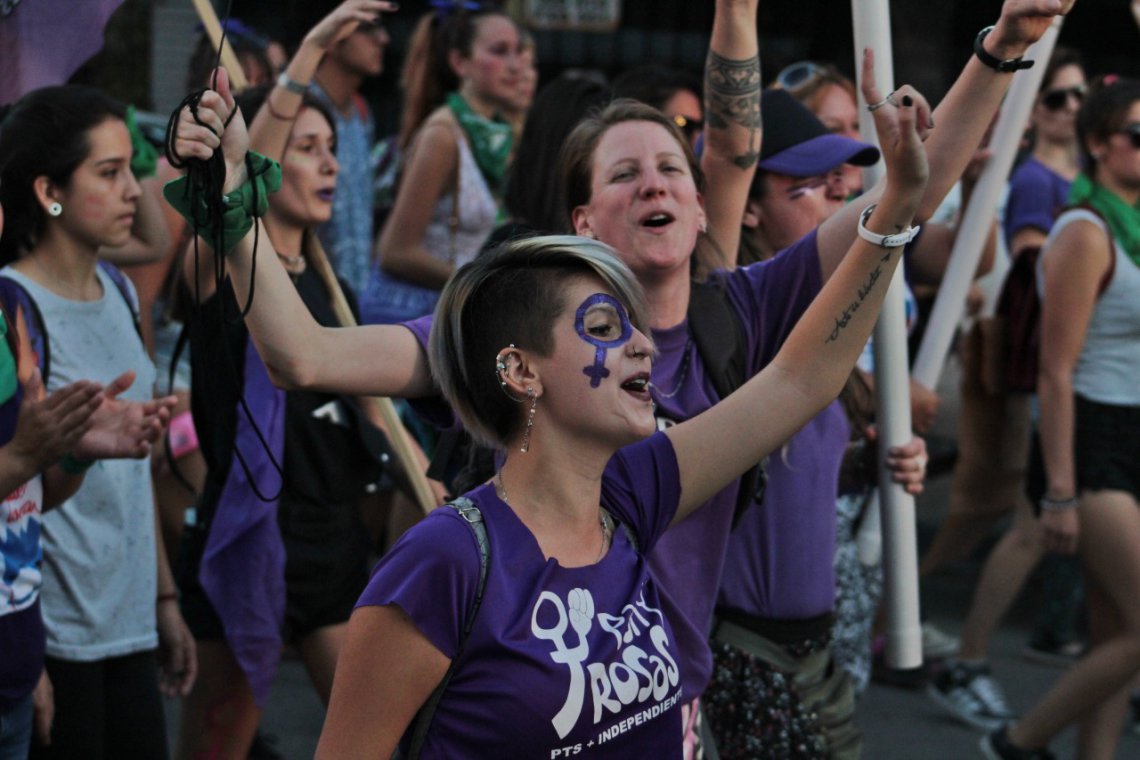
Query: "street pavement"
164 355 1140 758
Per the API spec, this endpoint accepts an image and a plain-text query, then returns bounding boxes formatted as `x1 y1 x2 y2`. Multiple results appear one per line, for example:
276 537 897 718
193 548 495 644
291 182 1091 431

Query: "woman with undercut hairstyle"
169 34 929 752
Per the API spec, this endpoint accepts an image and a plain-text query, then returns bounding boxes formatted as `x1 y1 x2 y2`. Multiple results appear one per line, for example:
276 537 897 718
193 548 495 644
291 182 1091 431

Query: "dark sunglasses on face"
672 113 704 140
775 61 825 92
1040 85 1086 112
1118 123 1140 149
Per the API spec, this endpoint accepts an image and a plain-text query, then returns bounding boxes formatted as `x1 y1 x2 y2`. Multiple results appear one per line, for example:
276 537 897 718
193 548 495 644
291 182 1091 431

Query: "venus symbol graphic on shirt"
532 585 681 740
532 588 595 739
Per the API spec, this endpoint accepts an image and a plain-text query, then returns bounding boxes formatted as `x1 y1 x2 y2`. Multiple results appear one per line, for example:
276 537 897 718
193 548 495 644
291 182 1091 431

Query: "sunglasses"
1040 85 1086 112
1118 123 1140 149
672 113 704 140
775 61 825 92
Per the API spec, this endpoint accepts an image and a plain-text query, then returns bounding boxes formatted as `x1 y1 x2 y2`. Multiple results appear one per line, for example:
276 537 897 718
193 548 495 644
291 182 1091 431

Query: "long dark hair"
503 74 609 233
0 85 126 265
398 6 513 150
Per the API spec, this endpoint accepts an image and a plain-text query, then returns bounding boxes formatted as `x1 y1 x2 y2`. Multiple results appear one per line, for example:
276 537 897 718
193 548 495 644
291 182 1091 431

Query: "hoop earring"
47 202 62 217
521 388 537 453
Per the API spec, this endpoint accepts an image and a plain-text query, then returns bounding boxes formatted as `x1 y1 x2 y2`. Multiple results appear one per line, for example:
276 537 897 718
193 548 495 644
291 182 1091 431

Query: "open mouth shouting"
620 372 652 402
640 211 675 230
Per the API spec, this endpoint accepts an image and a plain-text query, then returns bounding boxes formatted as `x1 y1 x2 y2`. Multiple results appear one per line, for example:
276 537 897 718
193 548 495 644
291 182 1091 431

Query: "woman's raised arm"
248 1 395 163
816 0 1077 281
699 0 761 269
169 67 433 398
668 50 929 519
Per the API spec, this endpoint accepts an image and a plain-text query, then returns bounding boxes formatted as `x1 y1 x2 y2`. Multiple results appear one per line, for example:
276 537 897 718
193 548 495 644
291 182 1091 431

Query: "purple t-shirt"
716 399 849 619
358 432 689 758
1003 157 1071 249
400 232 823 699
648 232 822 687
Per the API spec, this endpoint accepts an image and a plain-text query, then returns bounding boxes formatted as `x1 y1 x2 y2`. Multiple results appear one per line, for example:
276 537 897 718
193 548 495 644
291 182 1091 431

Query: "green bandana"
163 152 282 255
127 105 158 180
446 91 513 192
1068 173 1140 268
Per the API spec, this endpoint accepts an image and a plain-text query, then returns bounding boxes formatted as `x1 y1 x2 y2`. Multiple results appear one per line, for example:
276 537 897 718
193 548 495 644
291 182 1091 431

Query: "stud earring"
699 219 708 234
47 202 62 217
521 388 537 453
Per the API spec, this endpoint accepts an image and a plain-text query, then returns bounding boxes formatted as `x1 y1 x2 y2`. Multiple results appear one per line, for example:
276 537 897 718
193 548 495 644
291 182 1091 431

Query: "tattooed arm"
669 51 929 521
699 0 761 270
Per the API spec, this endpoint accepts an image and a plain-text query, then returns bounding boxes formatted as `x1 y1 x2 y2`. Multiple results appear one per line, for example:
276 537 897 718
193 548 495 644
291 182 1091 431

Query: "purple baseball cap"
756 89 880 177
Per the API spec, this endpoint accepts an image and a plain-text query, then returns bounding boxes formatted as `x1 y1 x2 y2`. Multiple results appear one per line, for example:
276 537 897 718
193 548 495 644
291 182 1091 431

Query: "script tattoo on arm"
704 51 761 169
825 251 896 343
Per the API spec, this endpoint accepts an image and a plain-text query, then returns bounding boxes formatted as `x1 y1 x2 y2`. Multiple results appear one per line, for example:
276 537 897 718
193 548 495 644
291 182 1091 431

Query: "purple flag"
199 338 288 706
0 0 126 104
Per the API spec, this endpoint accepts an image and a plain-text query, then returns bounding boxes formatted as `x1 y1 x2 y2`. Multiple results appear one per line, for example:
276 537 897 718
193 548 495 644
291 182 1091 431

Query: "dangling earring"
47 202 62 217
521 388 537 453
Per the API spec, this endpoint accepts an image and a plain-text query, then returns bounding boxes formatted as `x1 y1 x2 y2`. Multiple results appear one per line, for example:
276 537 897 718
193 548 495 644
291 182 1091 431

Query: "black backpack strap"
97 261 145 345
405 496 489 759
687 279 745 399
686 279 767 528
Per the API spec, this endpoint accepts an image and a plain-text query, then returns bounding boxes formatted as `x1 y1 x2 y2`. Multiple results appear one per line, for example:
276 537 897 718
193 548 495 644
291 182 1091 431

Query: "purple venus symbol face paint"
575 293 633 387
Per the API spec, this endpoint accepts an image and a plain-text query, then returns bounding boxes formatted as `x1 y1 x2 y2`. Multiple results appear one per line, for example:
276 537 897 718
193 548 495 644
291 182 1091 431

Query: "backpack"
403 496 639 759
995 204 1115 393
0 262 143 382
687 280 768 528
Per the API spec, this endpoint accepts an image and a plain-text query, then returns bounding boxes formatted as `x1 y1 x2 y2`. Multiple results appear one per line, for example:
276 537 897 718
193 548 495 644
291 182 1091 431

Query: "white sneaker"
927 661 1014 731
921 621 961 659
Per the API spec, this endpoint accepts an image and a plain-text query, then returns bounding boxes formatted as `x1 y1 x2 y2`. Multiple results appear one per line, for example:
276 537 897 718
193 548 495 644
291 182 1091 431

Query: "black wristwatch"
974 26 1034 73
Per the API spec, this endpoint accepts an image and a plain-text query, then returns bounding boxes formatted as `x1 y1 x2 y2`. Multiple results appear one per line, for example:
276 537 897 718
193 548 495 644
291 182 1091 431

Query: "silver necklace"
277 251 305 269
650 336 693 400
495 471 612 563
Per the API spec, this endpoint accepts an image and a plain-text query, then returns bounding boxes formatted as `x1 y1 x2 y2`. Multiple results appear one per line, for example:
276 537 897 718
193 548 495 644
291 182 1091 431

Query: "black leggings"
30 651 168 760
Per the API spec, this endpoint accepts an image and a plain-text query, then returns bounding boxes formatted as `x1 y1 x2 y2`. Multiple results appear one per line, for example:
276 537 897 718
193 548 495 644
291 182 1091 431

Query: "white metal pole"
911 19 1063 388
851 0 922 669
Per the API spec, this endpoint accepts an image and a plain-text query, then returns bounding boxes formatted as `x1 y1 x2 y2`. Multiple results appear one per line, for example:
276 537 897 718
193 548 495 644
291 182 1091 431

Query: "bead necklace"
495 471 613 563
650 336 693 400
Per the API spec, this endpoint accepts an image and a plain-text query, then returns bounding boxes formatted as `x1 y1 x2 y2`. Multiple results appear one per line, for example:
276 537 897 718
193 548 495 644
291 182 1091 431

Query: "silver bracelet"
1039 495 1079 512
276 72 309 95
858 204 921 248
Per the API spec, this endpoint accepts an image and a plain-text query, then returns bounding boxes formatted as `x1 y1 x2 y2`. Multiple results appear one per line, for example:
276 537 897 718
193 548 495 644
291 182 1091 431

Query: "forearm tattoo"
825 251 895 343
704 51 761 169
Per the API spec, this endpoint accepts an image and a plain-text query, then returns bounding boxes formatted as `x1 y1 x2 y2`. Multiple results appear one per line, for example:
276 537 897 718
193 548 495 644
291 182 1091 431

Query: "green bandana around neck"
446 91 513 191
1068 173 1140 268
